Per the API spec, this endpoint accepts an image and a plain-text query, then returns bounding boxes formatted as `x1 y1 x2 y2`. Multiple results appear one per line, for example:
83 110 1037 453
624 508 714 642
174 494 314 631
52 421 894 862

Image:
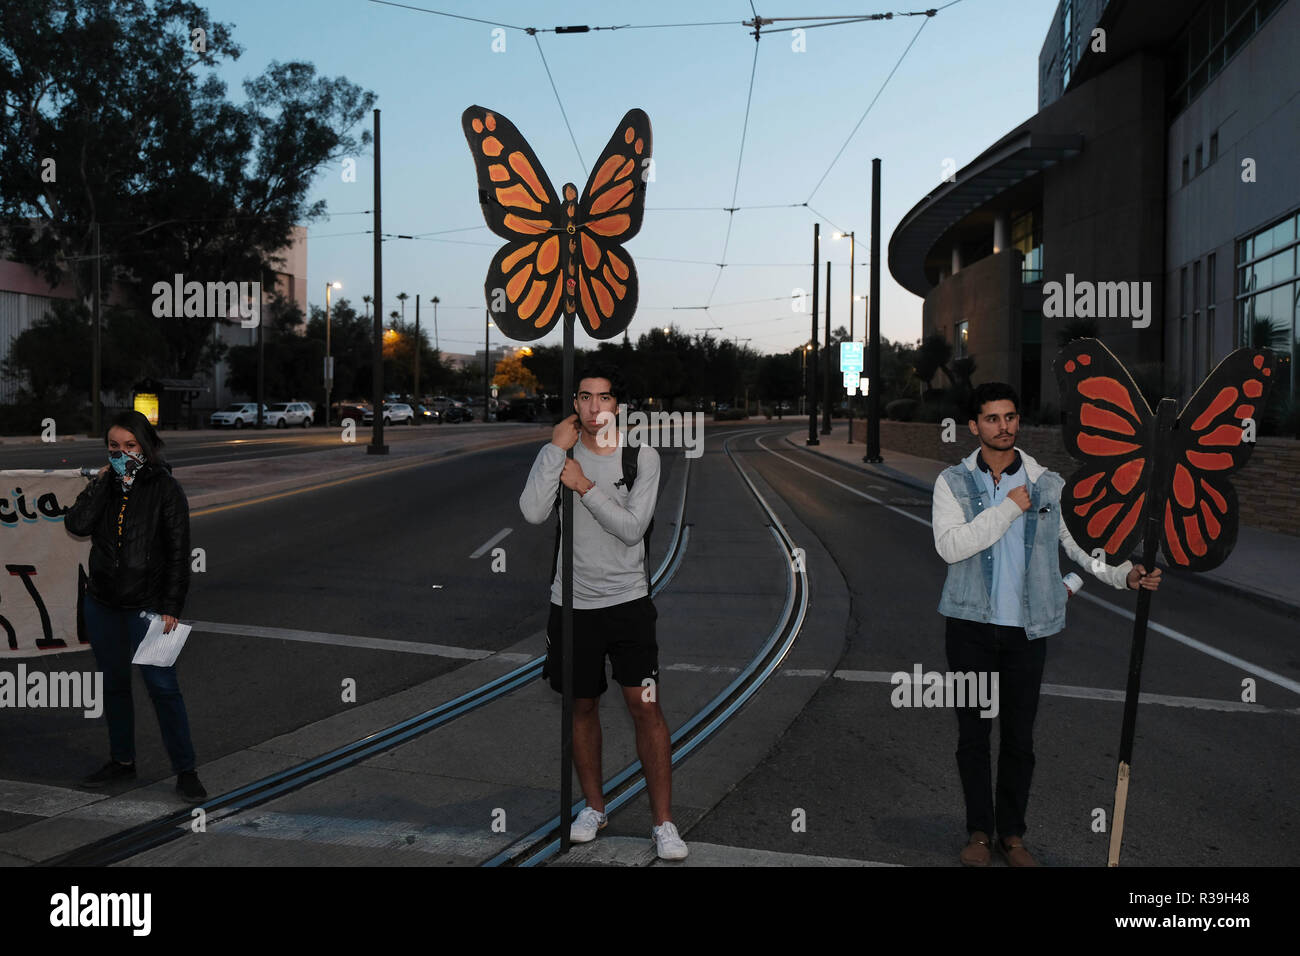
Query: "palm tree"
396 291 409 322
362 294 372 319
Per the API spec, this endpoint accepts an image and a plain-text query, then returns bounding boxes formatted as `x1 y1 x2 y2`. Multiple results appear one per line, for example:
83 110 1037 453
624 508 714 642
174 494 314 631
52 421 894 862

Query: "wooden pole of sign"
1107 397 1177 866
559 312 575 853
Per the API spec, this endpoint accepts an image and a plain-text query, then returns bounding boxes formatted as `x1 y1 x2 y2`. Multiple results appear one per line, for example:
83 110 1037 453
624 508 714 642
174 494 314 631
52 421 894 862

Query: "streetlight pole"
324 281 341 426
835 230 856 443
807 223 819 446
865 157 883 463
414 294 421 418
431 295 440 351
822 261 832 435
484 309 492 422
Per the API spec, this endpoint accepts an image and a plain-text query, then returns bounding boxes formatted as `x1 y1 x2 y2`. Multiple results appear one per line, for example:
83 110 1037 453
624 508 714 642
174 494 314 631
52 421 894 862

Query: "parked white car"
210 403 269 429
363 403 415 426
266 401 315 428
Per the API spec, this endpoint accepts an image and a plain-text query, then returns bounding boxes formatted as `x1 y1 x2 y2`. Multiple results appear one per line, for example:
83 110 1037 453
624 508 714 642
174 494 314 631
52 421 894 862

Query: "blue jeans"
84 593 196 774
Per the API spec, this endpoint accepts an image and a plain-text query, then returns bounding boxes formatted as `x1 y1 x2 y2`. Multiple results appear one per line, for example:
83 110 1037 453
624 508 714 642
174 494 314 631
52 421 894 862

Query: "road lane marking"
757 436 1300 700
827 670 1299 714
669 663 1294 713
1073 591 1300 697
190 620 534 662
470 527 513 559
189 435 542 517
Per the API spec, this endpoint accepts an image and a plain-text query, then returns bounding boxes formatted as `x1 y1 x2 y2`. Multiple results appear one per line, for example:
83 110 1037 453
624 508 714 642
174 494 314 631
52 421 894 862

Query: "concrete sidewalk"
785 429 1300 615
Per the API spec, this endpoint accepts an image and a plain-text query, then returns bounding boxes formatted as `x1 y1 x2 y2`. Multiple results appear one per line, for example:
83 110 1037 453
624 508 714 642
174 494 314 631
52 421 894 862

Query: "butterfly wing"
462 106 567 339
1161 348 1276 571
1055 338 1155 562
569 109 652 340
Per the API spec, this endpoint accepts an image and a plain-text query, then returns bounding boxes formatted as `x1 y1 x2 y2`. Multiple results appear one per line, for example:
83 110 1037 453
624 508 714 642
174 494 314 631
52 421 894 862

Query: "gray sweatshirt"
519 439 661 609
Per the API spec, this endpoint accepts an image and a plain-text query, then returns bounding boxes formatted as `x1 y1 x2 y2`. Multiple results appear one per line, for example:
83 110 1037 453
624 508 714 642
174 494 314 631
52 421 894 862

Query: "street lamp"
325 280 342 426
430 295 440 350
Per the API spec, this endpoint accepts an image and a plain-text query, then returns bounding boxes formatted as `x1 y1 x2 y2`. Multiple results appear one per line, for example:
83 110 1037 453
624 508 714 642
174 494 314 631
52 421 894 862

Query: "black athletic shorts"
543 595 659 698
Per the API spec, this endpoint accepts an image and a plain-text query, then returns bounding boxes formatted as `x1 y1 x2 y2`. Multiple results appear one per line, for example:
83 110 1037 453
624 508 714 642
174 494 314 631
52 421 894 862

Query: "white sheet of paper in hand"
131 612 191 667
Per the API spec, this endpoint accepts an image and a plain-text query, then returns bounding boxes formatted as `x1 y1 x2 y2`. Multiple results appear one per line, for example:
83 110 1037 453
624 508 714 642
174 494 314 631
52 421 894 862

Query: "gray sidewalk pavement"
784 429 1300 616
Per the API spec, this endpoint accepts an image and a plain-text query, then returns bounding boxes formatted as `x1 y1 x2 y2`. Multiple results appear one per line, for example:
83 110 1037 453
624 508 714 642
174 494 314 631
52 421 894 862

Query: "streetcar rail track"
487 428 808 867
45 443 695 867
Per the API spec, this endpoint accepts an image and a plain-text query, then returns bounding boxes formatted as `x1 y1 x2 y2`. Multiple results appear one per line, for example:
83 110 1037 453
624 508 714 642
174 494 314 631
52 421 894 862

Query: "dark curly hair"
968 382 1020 422
574 362 626 402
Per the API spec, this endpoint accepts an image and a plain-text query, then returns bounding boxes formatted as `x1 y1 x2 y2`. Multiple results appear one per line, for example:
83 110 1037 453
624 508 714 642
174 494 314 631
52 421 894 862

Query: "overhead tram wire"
367 1 960 36
532 33 587 177
704 34 762 308
804 13 933 203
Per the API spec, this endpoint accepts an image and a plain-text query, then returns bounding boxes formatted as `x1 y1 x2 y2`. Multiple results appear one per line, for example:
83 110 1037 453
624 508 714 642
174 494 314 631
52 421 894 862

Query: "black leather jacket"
64 463 191 617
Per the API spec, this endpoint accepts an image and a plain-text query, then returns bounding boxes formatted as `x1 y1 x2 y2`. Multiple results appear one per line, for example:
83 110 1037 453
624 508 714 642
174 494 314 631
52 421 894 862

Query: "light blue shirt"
975 451 1027 627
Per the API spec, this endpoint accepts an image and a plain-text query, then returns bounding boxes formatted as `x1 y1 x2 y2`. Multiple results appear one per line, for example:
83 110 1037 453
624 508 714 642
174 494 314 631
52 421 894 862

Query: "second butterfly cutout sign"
1054 338 1275 867
462 105 652 342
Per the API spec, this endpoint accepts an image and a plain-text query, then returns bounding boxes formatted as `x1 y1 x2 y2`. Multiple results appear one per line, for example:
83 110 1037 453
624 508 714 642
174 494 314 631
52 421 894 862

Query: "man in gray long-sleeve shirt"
519 363 688 860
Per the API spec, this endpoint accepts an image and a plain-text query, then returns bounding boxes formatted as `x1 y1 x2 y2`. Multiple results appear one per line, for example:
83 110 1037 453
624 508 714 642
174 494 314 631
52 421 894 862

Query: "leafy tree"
492 352 540 393
0 0 376 385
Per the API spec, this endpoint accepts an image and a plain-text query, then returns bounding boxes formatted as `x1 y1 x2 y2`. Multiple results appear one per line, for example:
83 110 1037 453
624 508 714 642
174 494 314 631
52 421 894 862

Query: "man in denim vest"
932 382 1162 866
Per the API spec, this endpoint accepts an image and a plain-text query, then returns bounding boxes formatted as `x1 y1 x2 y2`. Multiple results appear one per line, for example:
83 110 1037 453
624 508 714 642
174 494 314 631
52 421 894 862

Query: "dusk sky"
209 0 1057 355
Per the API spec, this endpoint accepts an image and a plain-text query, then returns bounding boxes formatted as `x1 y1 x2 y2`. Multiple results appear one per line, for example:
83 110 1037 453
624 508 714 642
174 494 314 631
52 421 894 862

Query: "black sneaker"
81 760 136 788
175 770 207 802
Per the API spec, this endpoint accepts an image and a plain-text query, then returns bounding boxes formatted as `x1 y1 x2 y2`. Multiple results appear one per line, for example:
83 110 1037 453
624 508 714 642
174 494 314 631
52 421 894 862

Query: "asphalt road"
0 422 507 470
687 431 1299 866
0 435 682 808
2 423 1294 868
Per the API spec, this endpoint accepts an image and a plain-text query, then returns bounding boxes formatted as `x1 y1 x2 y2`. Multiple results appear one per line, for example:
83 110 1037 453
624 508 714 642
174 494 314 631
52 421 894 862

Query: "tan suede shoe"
999 836 1040 867
959 831 991 867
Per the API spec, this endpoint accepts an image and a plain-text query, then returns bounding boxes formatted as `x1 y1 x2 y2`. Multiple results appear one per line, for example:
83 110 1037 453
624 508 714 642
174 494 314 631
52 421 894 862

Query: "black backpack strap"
623 445 653 587
549 484 562 584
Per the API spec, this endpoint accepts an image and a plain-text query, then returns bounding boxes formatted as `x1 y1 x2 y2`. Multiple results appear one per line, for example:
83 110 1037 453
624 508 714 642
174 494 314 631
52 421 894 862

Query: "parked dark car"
498 396 545 422
332 403 369 427
441 402 473 423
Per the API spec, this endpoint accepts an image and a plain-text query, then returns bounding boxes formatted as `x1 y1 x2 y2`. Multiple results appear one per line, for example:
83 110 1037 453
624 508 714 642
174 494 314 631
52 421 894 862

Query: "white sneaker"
570 807 607 843
652 821 689 860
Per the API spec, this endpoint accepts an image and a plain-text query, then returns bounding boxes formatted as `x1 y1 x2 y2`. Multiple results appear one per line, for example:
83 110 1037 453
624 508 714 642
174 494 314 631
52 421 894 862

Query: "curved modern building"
889 0 1297 417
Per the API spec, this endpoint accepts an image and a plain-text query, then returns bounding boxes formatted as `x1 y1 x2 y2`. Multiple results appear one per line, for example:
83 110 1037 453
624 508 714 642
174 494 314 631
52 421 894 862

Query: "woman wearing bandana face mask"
65 410 205 801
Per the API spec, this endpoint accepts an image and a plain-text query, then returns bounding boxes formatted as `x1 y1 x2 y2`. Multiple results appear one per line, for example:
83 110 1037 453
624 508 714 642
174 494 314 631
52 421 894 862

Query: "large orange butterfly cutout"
1056 338 1275 572
462 106 651 341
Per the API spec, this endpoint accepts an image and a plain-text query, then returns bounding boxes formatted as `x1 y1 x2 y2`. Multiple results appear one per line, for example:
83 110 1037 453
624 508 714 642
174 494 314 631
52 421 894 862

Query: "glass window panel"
1255 223 1277 258
1208 252 1217 300
1224 16 1252 57
1227 0 1252 28
1273 216 1296 246
1211 0 1226 45
1209 132 1218 162
1237 237 1250 265
1189 8 1209 64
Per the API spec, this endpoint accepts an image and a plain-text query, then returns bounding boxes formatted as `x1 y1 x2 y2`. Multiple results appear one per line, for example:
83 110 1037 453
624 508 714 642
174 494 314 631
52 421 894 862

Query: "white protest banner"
0 471 93 658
